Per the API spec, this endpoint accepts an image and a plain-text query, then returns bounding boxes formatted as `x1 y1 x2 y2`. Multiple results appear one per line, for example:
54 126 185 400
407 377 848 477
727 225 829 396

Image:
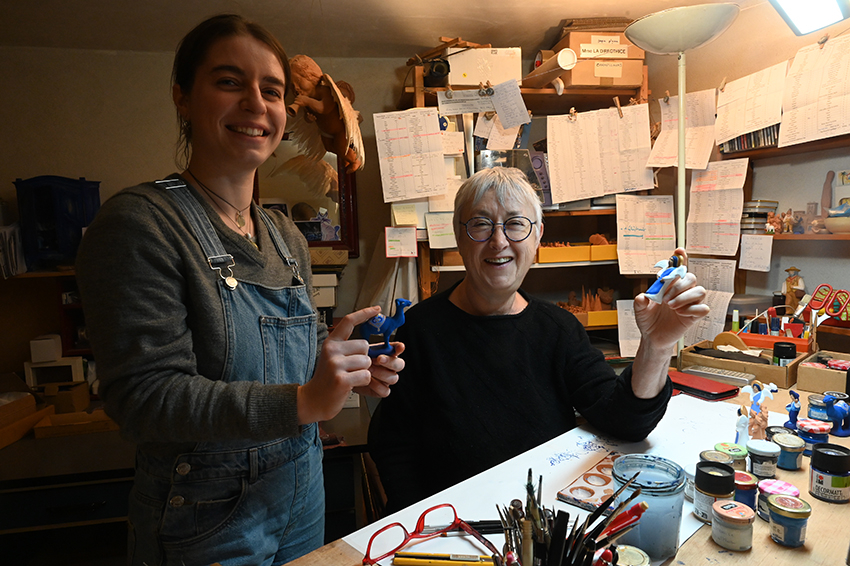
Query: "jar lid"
611 454 685 494
614 545 651 566
714 442 748 459
773 433 805 451
797 418 832 434
700 449 733 464
807 393 826 406
811 443 850 475
824 390 849 400
695 461 735 494
712 500 756 524
767 494 812 518
746 439 780 457
766 426 797 440
734 470 759 490
758 479 800 497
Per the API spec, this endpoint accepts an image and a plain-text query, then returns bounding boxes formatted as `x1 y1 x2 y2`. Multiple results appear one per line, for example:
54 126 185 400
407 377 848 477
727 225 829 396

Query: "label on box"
595 61 624 78
580 44 630 59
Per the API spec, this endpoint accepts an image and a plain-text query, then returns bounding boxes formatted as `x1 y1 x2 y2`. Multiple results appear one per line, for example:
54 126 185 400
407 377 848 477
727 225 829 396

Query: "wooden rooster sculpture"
361 298 412 357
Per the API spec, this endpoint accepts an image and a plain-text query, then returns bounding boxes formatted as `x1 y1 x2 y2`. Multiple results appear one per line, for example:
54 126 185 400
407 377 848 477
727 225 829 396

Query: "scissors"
809 283 850 324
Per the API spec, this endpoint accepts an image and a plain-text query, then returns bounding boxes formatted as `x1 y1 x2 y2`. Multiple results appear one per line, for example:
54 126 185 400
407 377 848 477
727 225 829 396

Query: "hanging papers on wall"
683 290 734 347
547 103 653 204
739 234 773 272
688 258 736 294
374 108 446 203
646 89 716 170
684 257 737 346
716 61 786 145
424 212 457 249
686 159 747 256
779 34 850 148
385 226 418 258
615 194 675 274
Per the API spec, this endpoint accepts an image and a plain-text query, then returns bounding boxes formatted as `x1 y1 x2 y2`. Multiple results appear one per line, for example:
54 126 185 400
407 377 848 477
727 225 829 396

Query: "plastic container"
711 500 756 551
611 454 685 561
808 394 829 421
767 494 812 547
774 433 805 471
747 439 780 479
714 442 748 471
757 479 800 521
693 461 735 523
797 418 832 456
772 342 796 366
809 443 850 503
734 470 758 510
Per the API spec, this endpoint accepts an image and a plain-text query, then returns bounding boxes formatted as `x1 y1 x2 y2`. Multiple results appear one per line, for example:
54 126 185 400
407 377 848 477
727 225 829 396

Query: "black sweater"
368 283 672 511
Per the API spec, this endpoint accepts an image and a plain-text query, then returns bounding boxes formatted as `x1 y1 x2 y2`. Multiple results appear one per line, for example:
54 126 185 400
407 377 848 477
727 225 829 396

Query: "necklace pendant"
235 212 246 228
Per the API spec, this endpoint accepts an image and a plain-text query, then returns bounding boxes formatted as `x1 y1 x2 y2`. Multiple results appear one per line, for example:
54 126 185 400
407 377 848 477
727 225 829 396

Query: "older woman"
369 167 708 511
76 14 403 566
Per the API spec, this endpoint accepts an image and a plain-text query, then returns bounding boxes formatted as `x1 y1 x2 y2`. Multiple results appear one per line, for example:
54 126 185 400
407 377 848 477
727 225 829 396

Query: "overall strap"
256 207 304 285
155 178 238 289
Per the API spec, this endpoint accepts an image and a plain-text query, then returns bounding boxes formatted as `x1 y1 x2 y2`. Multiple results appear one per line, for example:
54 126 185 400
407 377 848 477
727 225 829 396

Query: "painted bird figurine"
361 298 412 357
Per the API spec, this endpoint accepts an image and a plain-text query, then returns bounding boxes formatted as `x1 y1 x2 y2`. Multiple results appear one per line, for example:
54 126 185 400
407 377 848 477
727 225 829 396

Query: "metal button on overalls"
169 495 185 507
176 462 191 476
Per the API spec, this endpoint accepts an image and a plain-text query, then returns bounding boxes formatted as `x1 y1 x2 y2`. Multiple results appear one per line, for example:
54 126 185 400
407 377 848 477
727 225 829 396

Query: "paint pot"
734 470 758 510
714 442 748 471
825 391 849 403
693 461 735 523
612 545 650 566
808 394 829 421
774 433 806 471
684 463 696 502
809 443 850 504
772 342 796 366
767 494 812 547
766 425 796 441
699 449 734 466
611 454 685 561
757 479 800 521
747 439 780 479
711 500 756 551
797 418 832 456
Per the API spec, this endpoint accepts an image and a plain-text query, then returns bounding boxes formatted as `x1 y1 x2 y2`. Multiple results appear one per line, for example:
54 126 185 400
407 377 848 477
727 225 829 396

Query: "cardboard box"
36 381 90 413
796 351 850 393
562 59 644 88
310 248 348 266
537 243 591 263
0 392 36 429
312 273 338 287
590 244 617 261
30 334 62 363
33 409 119 438
553 32 645 60
446 47 522 86
588 310 618 327
0 405 55 450
678 340 804 389
313 286 337 308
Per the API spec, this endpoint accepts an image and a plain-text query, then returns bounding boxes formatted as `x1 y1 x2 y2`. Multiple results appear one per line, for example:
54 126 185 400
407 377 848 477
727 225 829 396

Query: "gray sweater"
76 177 327 456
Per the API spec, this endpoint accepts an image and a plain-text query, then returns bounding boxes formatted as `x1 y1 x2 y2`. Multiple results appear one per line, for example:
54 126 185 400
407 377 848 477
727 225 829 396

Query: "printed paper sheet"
646 89 716 170
616 194 676 274
685 159 747 256
716 61 786 144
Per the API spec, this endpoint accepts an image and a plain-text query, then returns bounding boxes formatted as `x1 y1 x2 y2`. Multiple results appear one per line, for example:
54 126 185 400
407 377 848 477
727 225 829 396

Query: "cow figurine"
361 298 412 357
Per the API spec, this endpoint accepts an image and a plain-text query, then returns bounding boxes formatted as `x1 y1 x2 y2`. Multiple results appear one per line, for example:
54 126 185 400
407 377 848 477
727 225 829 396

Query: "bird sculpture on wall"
272 54 365 201
361 298 412 357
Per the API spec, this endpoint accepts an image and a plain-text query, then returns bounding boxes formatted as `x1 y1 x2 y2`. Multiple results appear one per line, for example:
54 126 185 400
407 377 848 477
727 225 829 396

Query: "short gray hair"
453 167 543 235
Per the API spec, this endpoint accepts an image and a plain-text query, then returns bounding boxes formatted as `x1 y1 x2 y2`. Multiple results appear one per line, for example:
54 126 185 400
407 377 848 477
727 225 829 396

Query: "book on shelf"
719 123 780 155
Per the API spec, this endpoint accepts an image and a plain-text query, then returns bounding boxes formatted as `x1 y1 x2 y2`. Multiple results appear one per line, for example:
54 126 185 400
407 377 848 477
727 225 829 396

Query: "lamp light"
769 0 850 36
625 3 739 251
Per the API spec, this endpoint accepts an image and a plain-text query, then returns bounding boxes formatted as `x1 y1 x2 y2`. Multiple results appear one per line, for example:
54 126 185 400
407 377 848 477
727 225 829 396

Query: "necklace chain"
187 171 256 247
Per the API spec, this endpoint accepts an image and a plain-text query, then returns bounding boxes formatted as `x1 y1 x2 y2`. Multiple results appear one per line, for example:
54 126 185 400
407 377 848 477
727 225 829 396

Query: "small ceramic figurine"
645 253 687 304
361 298 412 357
735 406 750 445
782 266 805 313
784 390 801 429
824 395 850 437
748 405 769 440
781 208 796 233
742 380 777 414
765 211 783 234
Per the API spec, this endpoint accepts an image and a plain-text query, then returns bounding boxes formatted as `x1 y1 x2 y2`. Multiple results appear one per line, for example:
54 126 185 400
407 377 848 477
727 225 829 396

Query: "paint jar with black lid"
772 342 796 366
809 443 850 504
693 461 735 523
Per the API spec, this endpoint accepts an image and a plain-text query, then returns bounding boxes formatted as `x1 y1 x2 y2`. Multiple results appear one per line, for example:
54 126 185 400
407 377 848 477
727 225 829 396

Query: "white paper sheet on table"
344 395 790 565
715 61 786 145
646 90 716 170
615 194 676 274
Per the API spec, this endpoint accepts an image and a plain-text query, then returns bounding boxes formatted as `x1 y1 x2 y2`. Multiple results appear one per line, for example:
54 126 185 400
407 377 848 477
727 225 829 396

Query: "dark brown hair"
172 14 291 167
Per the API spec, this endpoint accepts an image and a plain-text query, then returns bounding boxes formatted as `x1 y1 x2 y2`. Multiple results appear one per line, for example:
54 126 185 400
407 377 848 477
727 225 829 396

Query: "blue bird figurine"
361 298 412 357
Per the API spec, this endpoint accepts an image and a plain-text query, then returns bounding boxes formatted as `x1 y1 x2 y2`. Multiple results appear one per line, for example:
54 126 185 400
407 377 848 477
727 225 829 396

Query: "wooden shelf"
544 208 616 217
771 233 850 241
720 133 850 161
432 260 618 273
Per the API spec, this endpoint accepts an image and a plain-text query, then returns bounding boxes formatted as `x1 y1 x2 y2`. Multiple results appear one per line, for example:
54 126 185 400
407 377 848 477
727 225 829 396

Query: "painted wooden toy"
361 298 412 357
645 253 687 304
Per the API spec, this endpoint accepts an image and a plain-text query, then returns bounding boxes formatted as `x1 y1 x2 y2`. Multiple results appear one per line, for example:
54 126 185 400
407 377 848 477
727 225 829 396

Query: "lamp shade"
625 3 740 55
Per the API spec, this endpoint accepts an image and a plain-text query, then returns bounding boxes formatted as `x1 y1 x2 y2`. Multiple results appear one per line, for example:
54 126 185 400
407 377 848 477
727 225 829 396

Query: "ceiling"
1 0 763 59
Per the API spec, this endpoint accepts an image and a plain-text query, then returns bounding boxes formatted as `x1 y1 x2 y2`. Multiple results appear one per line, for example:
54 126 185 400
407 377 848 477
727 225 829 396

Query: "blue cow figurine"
824 394 850 437
361 298 412 357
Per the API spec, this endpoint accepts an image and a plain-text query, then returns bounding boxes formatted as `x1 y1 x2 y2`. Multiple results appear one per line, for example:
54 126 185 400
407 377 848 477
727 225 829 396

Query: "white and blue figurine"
360 297 412 357
645 254 688 304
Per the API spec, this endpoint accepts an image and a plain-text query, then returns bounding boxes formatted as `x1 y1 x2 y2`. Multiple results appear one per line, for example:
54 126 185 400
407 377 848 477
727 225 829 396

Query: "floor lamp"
625 3 740 251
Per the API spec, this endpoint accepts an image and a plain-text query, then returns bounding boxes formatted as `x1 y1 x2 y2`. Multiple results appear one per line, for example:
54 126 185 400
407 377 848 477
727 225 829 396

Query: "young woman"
76 14 403 566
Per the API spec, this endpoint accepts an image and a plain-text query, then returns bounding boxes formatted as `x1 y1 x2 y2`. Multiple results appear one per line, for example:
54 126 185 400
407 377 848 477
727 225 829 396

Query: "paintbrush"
583 471 640 532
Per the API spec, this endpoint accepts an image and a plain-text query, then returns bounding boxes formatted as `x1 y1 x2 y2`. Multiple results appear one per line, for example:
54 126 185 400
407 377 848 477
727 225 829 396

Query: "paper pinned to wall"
686 159 747 256
490 79 531 129
716 61 786 145
485 113 521 150
615 194 676 274
437 89 495 116
646 89 716 170
688 258 736 293
424 212 457 249
683 290 734 346
385 226 418 258
739 234 773 272
616 300 641 357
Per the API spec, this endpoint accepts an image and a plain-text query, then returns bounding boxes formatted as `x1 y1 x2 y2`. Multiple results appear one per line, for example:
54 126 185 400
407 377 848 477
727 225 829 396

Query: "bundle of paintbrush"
497 469 646 566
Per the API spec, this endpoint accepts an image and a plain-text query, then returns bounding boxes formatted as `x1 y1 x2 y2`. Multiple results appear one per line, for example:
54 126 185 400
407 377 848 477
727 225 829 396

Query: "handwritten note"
739 234 773 272
686 160 747 256
491 79 531 129
616 194 676 274
616 300 641 357
437 89 495 116
425 212 457 249
385 227 418 258
646 89 716 170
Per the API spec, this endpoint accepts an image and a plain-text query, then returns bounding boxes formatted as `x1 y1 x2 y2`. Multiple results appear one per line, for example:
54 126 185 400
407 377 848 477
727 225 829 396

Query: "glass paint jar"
613 545 650 566
767 494 811 547
797 418 832 456
766 425 796 441
733 470 758 510
714 442 748 471
700 449 733 466
684 463 696 502
774 433 805 471
711 500 755 551
747 439 780 479
807 393 829 421
693 461 735 523
809 443 850 504
757 479 800 521
612 454 685 561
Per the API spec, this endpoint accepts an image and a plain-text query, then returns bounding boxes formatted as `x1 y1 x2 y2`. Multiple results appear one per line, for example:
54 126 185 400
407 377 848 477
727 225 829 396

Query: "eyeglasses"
461 216 535 242
362 503 502 565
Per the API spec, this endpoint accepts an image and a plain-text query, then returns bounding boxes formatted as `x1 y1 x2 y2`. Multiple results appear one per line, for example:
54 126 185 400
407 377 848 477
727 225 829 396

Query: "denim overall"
128 179 324 566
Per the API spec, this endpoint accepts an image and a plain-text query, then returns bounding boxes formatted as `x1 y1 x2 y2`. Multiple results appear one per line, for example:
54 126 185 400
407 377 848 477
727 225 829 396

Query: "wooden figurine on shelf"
765 211 782 234
781 208 797 233
782 266 805 312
